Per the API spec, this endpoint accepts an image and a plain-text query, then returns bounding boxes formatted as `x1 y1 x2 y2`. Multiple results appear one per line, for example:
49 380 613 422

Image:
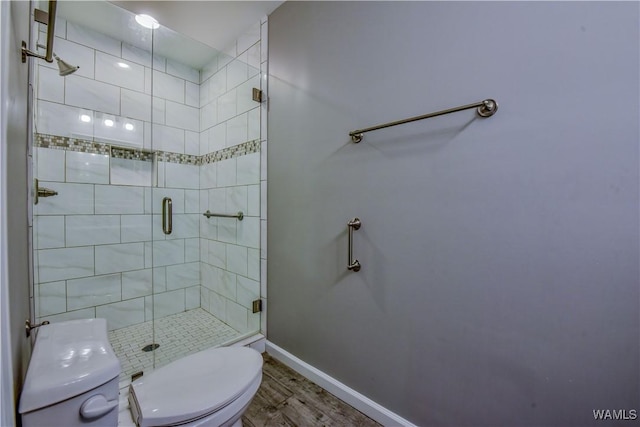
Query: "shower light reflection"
135 14 160 29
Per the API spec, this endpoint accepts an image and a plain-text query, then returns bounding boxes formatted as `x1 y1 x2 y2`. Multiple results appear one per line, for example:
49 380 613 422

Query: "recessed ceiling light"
117 62 130 69
125 123 134 131
80 114 91 123
135 14 160 30
104 119 114 127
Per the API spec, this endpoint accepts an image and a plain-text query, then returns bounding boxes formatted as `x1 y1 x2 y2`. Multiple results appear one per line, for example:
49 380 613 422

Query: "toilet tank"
19 318 121 427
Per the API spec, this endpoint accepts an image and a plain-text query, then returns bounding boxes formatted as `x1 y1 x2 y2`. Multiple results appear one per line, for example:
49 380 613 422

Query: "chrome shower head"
53 53 79 76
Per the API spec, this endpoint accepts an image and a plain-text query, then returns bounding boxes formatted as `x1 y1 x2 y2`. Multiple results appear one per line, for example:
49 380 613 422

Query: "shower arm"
22 0 57 63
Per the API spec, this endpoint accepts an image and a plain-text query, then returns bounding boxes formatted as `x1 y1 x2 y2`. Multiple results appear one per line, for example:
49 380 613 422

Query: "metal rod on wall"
347 218 361 272
203 210 244 221
162 197 173 235
22 0 57 63
349 98 498 143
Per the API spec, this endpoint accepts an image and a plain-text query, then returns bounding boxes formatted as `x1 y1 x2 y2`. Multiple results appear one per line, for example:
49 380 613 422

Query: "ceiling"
111 1 284 51
53 1 284 69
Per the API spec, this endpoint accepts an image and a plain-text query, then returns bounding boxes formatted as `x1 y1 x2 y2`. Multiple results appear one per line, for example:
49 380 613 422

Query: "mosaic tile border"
35 133 260 165
110 147 155 162
35 134 110 155
201 140 261 164
161 152 200 165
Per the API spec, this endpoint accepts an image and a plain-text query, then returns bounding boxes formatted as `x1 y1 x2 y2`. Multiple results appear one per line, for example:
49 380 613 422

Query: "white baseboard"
265 341 417 427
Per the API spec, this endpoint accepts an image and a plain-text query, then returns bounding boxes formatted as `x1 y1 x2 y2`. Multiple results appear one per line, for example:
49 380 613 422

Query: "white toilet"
19 319 263 427
19 319 121 426
128 346 262 427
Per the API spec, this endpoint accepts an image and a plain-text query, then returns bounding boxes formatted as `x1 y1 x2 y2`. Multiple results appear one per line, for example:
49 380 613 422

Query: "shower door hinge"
131 371 143 381
252 299 262 313
252 88 263 103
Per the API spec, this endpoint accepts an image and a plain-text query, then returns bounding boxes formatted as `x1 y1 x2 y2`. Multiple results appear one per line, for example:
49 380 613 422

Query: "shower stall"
29 0 265 383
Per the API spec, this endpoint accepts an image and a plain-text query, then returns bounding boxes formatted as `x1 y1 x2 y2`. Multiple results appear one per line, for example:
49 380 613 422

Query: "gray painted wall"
1 0 31 420
267 2 639 425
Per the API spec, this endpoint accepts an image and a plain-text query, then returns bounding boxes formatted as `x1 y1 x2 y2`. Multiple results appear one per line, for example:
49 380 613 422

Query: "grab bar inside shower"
203 210 244 221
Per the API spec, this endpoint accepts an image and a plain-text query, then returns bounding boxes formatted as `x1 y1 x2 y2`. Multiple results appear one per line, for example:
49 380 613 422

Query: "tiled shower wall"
198 20 264 334
33 17 267 336
35 20 200 152
34 146 202 330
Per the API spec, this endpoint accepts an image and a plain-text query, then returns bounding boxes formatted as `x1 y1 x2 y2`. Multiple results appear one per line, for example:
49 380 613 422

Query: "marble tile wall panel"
37 66 64 103
34 216 65 249
65 215 120 247
35 147 65 182
67 273 121 310
65 152 109 184
95 243 145 275
95 52 145 93
38 281 67 316
97 298 146 331
153 289 186 319
35 182 94 216
167 262 200 290
95 185 144 214
122 269 153 299
110 158 152 187
38 247 95 283
121 215 152 243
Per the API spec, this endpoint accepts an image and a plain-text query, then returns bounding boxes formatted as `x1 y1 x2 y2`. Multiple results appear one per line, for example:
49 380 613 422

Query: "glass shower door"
146 21 207 367
149 22 263 369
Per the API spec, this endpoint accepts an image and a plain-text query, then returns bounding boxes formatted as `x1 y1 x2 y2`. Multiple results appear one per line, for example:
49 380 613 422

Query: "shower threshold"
108 308 240 386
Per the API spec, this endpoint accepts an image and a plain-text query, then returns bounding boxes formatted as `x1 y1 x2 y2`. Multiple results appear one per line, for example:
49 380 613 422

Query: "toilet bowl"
19 319 263 427
129 347 263 427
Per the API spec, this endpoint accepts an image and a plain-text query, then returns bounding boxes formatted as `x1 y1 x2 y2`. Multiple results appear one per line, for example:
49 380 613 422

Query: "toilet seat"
129 347 263 427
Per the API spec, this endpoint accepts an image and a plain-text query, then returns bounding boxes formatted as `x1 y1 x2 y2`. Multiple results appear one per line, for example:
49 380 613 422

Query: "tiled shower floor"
109 308 240 384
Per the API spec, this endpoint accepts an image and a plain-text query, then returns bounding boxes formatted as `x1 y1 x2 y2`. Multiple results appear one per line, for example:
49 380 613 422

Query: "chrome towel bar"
349 98 498 143
203 210 244 221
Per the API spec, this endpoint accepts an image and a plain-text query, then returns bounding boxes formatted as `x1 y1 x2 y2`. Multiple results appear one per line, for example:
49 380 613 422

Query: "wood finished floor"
242 353 383 427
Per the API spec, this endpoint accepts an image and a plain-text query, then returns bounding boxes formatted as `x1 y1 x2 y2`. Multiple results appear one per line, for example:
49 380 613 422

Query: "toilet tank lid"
19 318 120 414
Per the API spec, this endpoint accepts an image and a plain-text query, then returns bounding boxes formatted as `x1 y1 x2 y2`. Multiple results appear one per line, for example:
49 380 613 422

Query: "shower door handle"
162 197 172 235
347 218 361 272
